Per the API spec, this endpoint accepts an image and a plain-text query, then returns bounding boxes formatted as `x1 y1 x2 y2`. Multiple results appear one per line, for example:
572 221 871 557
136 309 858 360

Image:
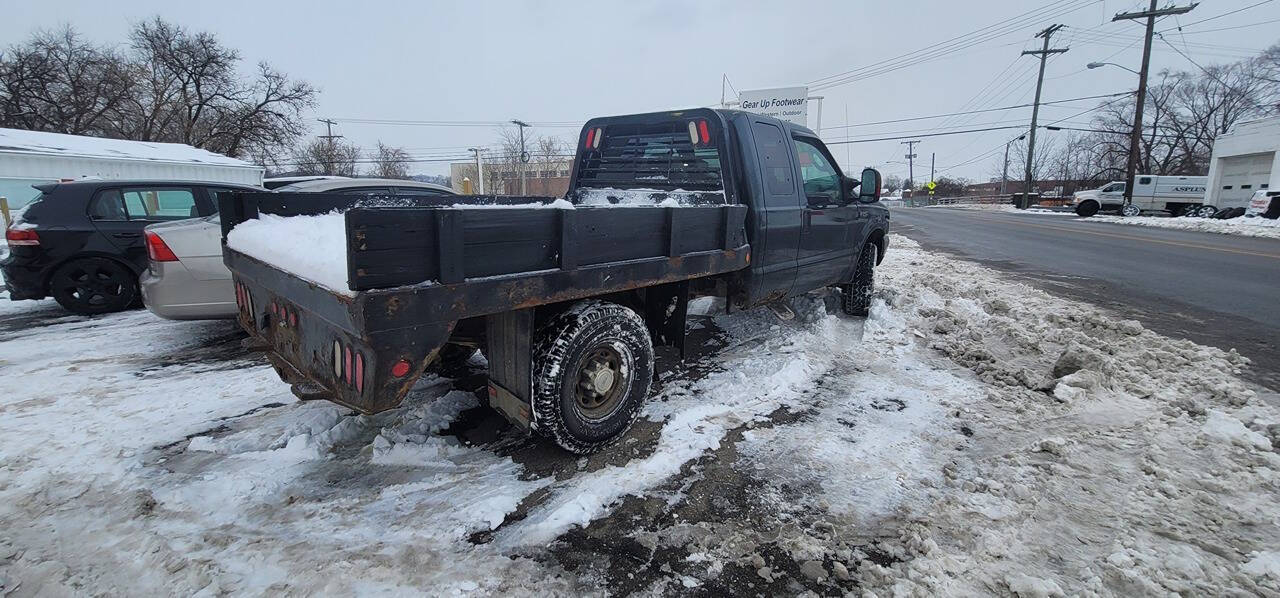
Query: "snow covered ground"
923 203 1280 239
1 236 1278 596
1081 214 1280 239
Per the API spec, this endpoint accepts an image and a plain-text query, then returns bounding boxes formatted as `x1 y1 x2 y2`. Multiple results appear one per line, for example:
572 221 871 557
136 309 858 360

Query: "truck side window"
1139 177 1151 185
793 139 840 205
750 122 795 199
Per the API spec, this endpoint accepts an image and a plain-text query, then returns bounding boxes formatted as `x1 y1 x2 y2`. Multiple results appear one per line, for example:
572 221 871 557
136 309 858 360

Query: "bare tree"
883 174 903 193
0 19 315 162
124 18 315 159
370 141 410 179
0 27 132 135
291 138 360 177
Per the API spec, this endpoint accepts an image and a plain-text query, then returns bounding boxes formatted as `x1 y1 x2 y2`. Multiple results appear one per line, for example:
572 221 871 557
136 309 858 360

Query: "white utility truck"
1073 175 1208 217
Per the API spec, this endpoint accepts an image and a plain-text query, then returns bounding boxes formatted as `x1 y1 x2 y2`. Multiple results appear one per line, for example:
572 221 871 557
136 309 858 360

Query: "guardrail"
896 195 1074 207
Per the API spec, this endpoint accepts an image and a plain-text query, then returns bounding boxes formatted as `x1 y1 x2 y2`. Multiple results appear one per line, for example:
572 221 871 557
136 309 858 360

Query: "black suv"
2 180 262 314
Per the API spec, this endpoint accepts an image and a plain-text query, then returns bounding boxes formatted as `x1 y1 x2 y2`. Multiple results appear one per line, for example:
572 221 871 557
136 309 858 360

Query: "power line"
1170 0 1272 29
1162 17 1280 35
825 124 1031 145
807 0 1097 90
821 91 1133 131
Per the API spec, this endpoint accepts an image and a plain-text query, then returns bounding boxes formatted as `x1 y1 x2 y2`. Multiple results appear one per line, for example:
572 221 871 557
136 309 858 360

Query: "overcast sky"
5 0 1277 181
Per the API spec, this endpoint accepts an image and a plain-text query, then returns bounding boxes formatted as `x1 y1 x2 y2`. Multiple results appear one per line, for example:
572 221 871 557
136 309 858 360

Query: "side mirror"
859 168 882 203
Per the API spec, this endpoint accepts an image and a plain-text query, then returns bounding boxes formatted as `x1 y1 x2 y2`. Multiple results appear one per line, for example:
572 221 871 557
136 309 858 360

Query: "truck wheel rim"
575 346 627 420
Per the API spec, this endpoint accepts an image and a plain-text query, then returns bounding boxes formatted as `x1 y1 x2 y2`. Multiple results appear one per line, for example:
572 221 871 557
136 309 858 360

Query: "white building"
1204 116 1279 209
0 128 264 208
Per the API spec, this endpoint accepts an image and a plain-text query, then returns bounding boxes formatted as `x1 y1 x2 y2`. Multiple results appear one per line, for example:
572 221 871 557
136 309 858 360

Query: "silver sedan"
141 179 457 320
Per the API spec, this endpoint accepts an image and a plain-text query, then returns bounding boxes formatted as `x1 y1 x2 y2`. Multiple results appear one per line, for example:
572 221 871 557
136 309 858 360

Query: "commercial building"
449 159 573 197
1204 116 1279 208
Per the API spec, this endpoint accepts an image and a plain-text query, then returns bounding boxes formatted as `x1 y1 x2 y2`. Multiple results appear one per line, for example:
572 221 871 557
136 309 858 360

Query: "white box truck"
1072 175 1207 217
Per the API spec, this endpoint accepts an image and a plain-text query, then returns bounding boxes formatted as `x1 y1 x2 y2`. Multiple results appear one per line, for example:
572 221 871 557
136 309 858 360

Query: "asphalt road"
891 207 1280 390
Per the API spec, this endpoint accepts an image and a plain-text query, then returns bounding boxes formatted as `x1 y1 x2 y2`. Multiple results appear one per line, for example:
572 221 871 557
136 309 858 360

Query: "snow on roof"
0 127 258 169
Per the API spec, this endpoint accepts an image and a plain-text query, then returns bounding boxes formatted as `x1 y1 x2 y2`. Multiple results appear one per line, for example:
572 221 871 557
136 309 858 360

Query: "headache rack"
573 109 728 195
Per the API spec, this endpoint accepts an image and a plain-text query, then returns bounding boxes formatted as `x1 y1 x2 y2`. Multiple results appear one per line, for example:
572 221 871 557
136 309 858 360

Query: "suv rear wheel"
531 301 654 454
49 257 138 315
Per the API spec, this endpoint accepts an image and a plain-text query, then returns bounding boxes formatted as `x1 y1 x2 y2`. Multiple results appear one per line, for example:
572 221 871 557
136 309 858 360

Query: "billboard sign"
738 87 809 127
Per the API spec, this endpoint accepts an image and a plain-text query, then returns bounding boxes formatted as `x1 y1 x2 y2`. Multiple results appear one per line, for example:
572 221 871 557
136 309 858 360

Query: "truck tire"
1194 205 1218 218
841 244 876 317
49 257 139 315
1121 204 1141 217
1075 200 1100 217
531 301 654 454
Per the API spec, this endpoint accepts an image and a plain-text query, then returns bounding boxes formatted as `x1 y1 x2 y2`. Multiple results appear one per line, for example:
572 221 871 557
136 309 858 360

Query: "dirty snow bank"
1084 214 1280 239
226 211 354 295
811 236 1280 596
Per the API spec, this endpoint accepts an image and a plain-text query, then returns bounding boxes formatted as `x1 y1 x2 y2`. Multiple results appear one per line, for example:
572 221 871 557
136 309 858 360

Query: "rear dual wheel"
49 257 138 315
531 301 654 454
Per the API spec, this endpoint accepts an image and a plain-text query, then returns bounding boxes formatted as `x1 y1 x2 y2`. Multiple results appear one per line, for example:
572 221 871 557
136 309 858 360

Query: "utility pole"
901 140 921 193
1019 24 1068 209
930 152 935 184
467 147 487 194
1113 1 1197 206
317 118 342 176
510 119 530 195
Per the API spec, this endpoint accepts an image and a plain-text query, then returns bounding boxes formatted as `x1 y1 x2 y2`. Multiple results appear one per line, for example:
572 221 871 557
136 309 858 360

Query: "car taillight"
391 359 411 378
145 231 178 262
698 120 710 145
585 128 595 149
5 228 39 247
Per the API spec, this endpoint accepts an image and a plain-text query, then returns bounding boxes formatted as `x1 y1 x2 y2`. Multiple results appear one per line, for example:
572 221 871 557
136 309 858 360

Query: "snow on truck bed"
225 211 356 296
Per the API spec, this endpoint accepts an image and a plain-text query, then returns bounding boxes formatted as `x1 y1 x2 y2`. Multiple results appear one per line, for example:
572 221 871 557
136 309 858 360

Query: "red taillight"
585 128 595 150
391 359 411 378
6 228 39 247
698 120 710 145
343 346 352 385
355 353 365 393
145 231 178 262
289 310 297 327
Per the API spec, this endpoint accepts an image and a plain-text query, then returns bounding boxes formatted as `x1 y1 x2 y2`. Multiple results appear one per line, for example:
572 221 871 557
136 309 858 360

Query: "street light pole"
1112 1 1196 206
467 147 487 194
510 119 530 195
1000 134 1027 196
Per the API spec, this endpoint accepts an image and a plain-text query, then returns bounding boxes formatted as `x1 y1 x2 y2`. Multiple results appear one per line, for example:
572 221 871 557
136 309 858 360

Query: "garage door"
1217 152 1274 207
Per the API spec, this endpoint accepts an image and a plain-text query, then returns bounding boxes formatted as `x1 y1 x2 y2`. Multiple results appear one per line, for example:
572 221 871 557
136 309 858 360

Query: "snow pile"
1083 214 1280 239
575 187 724 206
226 211 354 295
451 198 575 209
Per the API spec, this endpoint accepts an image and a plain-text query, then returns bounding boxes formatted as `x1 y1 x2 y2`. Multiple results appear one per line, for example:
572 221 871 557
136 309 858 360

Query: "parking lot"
3 235 1278 596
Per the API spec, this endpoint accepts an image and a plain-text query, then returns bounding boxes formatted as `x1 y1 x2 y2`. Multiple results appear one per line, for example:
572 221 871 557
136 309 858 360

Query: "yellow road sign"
926 181 936 190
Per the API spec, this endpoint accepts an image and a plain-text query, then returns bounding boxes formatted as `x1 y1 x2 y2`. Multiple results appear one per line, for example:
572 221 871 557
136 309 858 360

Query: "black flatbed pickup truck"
221 108 889 454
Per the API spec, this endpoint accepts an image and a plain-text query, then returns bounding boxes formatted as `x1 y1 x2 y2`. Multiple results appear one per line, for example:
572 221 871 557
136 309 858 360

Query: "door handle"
802 210 812 232
111 232 141 239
